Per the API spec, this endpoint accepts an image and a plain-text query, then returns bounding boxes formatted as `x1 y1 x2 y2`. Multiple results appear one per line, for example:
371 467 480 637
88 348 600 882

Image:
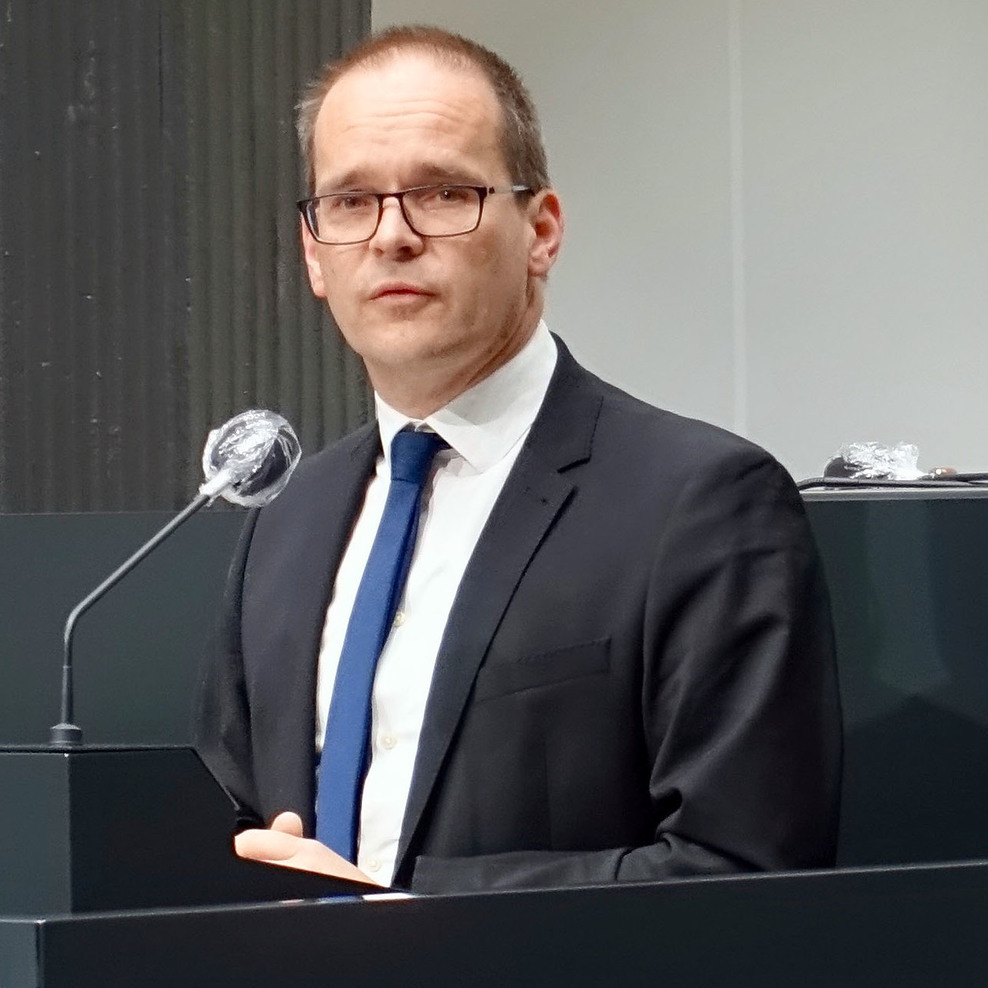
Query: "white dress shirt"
315 321 557 884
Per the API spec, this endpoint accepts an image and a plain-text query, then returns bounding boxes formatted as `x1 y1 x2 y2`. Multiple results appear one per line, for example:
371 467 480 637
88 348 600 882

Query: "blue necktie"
316 427 447 860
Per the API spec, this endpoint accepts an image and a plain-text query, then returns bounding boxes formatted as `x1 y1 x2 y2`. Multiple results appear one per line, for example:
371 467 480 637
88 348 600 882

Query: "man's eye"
329 194 373 211
413 185 471 208
435 186 472 204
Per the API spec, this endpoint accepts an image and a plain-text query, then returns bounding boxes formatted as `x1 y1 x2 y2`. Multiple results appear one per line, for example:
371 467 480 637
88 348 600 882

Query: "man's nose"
370 195 423 252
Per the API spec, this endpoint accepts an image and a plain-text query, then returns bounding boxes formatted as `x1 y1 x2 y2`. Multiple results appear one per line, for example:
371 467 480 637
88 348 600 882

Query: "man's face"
302 53 561 406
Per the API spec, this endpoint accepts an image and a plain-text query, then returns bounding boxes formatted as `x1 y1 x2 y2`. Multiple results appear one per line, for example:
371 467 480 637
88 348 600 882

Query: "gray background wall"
374 0 988 482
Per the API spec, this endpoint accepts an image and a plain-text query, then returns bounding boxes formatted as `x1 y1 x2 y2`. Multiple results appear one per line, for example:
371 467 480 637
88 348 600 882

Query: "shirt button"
367 857 382 873
393 610 405 627
381 734 397 750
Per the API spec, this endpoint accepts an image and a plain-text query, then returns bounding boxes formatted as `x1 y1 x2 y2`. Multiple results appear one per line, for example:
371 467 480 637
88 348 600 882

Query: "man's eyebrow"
411 163 486 185
314 171 364 194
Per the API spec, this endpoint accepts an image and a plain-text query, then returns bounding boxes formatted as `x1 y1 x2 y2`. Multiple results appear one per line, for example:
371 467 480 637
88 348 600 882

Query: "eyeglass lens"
309 186 482 243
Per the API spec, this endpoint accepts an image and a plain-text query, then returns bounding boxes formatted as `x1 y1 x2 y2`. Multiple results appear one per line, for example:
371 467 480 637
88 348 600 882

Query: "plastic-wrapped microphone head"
201 409 301 507
824 441 923 481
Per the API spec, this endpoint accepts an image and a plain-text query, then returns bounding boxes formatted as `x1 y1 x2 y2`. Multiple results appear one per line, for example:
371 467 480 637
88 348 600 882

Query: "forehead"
312 53 506 187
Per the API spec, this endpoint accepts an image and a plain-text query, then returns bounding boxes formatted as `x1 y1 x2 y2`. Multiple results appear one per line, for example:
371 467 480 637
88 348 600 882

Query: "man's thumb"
269 811 304 837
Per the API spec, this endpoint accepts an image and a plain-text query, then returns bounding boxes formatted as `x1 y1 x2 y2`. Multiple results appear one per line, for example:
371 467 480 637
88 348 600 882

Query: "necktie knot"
390 428 447 485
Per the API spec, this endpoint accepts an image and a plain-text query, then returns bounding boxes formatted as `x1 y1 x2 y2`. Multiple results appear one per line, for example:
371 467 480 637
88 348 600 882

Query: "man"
195 26 841 894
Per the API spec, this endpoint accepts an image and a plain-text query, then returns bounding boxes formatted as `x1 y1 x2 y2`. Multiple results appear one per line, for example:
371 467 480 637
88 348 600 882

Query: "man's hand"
234 811 382 886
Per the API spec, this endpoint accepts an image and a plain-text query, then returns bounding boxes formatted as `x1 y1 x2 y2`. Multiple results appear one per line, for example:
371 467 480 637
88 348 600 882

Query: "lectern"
0 745 374 916
0 743 385 985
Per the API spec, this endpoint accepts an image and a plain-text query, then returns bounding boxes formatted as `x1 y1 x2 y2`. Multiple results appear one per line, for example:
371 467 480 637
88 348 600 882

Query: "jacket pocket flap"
474 637 610 701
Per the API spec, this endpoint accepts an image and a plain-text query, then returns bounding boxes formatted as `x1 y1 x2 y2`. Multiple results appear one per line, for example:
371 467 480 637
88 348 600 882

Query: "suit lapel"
395 344 603 874
280 424 381 657
252 422 380 829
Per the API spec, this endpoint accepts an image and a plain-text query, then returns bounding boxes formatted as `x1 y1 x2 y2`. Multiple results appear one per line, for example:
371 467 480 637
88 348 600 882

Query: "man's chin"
347 323 454 367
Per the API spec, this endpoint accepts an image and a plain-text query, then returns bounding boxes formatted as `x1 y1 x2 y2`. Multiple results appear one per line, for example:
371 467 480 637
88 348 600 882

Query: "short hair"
296 25 550 194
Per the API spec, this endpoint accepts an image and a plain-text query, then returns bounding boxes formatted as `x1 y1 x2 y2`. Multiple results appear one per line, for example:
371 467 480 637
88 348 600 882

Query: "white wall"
373 0 988 480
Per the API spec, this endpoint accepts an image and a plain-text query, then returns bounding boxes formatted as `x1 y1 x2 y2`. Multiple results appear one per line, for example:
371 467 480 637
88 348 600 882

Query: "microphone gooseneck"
51 494 211 746
50 410 301 748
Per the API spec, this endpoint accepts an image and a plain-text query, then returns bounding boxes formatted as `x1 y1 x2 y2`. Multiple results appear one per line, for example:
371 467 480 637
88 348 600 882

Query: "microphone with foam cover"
50 410 301 746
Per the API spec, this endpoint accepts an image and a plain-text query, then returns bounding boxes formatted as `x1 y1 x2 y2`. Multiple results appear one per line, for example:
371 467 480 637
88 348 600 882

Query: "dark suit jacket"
195 340 842 893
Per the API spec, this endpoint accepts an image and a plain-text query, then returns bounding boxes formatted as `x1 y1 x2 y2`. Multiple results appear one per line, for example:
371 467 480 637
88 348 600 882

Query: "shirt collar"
375 320 558 473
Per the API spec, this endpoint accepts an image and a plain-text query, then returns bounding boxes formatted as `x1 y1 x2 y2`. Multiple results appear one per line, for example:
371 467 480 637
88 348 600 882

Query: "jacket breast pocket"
473 637 610 702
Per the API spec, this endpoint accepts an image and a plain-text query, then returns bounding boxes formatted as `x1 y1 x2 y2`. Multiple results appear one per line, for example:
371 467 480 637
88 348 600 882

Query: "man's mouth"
371 283 432 300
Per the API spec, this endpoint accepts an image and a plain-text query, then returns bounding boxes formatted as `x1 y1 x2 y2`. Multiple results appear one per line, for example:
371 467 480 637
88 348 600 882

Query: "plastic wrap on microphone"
823 441 924 481
200 409 302 506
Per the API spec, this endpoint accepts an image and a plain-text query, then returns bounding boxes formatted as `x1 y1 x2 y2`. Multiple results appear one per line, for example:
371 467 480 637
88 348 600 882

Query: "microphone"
49 410 301 747
200 409 301 507
798 441 988 491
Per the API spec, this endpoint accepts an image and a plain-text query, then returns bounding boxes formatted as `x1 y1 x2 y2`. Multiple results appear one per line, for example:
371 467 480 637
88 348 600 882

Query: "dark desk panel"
805 490 988 866
0 512 242 745
4 862 988 987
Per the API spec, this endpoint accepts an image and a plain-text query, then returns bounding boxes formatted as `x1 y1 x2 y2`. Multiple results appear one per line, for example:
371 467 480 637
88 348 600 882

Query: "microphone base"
49 722 84 746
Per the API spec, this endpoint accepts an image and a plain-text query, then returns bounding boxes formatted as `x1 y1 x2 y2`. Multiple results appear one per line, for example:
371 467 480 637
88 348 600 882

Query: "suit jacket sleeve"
409 448 841 893
193 509 267 832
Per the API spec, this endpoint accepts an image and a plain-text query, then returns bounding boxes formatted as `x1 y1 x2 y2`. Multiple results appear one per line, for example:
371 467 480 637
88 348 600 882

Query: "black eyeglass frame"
296 184 533 245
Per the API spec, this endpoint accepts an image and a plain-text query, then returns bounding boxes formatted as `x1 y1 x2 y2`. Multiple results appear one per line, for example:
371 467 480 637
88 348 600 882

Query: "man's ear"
527 189 564 278
301 218 328 298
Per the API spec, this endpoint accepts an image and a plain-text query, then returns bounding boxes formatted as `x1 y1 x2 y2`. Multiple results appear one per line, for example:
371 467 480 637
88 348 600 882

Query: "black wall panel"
0 0 371 512
0 511 242 746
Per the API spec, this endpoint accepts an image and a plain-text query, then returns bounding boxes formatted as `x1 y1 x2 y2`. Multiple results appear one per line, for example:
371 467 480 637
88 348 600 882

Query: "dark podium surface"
3 861 988 987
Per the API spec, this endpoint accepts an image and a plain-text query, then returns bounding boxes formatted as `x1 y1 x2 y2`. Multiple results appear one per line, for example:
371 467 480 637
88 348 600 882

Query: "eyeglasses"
297 184 532 245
